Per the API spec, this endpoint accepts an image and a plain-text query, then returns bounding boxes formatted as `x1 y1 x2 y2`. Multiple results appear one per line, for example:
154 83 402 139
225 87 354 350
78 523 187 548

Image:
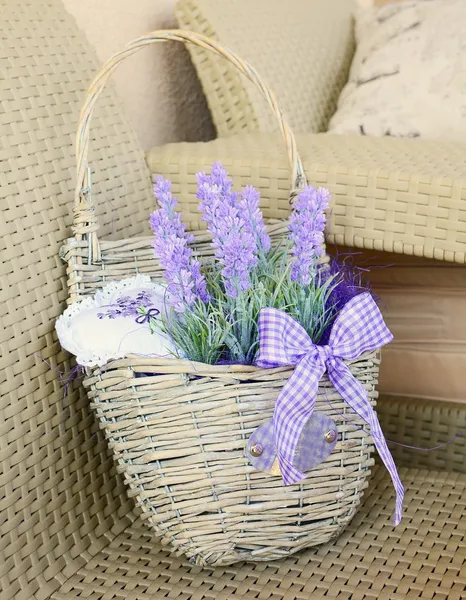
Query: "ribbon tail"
328 360 404 526
273 354 326 486
279 457 308 487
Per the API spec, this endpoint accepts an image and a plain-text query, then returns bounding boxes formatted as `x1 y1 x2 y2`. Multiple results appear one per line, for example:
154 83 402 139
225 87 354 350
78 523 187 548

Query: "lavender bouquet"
147 163 404 529
148 162 367 366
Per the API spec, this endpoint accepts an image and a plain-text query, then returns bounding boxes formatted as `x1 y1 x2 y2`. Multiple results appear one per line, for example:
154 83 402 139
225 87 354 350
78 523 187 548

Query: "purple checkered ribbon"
256 292 404 526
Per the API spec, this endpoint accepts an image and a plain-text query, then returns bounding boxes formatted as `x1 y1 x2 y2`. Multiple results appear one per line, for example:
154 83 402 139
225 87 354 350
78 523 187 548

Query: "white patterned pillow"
328 0 466 141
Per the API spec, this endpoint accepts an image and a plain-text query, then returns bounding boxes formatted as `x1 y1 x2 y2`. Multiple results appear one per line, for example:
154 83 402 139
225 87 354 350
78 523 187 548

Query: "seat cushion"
175 0 355 136
53 467 466 600
345 249 466 403
146 132 466 263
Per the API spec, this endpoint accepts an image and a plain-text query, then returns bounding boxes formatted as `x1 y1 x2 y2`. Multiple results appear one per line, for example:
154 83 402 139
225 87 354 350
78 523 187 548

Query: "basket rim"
87 350 379 378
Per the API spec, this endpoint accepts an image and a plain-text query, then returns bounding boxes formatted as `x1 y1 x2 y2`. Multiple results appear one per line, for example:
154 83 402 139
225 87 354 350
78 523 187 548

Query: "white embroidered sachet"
56 275 176 367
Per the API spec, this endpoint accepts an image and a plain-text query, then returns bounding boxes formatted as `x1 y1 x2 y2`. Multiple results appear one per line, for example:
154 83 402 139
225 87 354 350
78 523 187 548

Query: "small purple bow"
256 293 404 526
135 308 160 324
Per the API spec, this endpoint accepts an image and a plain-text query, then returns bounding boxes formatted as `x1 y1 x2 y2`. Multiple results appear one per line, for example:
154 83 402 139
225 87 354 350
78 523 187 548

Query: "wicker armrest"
147 132 466 263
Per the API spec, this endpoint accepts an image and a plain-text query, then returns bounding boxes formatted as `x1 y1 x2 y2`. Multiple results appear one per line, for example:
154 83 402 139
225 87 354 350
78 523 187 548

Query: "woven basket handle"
74 30 307 246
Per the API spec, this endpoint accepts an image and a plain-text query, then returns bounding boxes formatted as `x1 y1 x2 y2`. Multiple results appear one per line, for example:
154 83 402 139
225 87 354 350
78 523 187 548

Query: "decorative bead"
250 443 263 457
324 429 337 443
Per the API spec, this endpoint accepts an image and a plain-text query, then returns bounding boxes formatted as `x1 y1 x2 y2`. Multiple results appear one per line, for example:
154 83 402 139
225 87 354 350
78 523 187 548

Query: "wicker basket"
62 30 379 566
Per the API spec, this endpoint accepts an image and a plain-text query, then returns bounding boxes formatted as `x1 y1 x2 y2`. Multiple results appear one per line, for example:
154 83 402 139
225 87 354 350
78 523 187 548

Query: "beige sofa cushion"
146 132 466 263
175 0 355 137
341 250 466 404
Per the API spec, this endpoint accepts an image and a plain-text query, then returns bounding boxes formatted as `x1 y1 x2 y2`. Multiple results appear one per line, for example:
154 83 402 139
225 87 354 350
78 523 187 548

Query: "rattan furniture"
152 0 466 407
1 0 465 598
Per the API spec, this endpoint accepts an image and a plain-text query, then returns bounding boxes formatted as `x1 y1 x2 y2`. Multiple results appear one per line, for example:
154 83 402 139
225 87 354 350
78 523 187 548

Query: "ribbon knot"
315 344 332 364
256 292 404 526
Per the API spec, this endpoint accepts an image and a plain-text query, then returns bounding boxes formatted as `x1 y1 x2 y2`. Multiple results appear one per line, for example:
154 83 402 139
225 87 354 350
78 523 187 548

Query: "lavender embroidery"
97 291 156 320
135 307 160 324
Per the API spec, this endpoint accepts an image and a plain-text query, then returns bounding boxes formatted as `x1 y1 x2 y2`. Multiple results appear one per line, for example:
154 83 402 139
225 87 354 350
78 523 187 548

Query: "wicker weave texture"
378 396 466 474
0 1 153 598
52 467 466 600
65 29 384 565
1 3 465 599
146 132 466 263
176 0 355 137
87 353 377 566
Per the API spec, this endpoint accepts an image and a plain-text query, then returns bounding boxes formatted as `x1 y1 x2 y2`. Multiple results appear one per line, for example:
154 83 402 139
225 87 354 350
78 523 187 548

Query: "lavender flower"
239 185 271 254
150 176 210 311
196 161 237 206
197 163 270 253
289 186 330 285
197 165 259 298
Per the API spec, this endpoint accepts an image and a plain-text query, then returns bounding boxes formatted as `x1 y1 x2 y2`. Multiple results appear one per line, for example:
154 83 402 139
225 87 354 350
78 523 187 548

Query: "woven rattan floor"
52 467 466 600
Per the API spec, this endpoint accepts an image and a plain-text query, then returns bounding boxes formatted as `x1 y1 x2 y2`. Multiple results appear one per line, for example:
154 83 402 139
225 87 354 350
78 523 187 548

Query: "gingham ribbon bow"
256 293 404 526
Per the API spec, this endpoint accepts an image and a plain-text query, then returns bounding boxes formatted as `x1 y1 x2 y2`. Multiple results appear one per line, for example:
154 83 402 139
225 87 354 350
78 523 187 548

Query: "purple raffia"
33 353 86 442
150 176 210 311
197 163 260 298
319 254 374 344
289 186 330 285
